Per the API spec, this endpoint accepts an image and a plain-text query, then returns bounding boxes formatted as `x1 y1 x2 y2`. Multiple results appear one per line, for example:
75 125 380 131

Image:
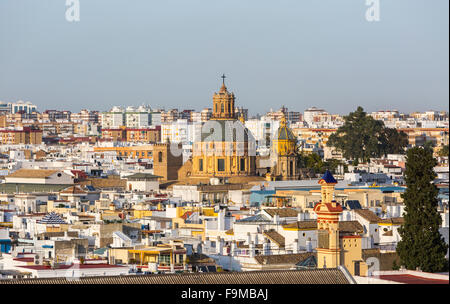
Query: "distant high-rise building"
303 107 326 126
266 106 301 123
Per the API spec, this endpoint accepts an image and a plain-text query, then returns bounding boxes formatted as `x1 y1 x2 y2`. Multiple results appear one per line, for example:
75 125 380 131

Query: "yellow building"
0 127 42 145
128 244 187 272
191 77 256 178
93 145 154 160
109 243 187 272
270 115 300 180
314 170 368 276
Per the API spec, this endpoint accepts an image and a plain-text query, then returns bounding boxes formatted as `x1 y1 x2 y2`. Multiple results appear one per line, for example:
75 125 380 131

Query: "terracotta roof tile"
7 169 59 179
0 268 351 284
254 253 314 266
263 230 285 248
354 209 381 224
264 208 298 218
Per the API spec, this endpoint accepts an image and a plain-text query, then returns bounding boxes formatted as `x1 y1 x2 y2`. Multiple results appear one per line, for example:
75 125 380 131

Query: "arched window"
158 151 163 162
221 103 224 112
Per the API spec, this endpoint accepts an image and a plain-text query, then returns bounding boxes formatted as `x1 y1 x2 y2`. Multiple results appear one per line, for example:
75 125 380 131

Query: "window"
240 158 245 171
217 159 225 172
158 254 171 265
158 151 163 162
199 159 203 171
221 104 224 112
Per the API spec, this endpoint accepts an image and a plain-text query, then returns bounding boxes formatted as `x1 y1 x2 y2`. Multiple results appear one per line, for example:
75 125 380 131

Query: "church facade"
191 78 257 178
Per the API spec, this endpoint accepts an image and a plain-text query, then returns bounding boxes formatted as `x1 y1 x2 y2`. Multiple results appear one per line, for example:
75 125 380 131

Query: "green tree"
423 140 436 154
396 147 448 272
380 128 409 155
327 107 408 162
438 145 449 157
304 153 324 173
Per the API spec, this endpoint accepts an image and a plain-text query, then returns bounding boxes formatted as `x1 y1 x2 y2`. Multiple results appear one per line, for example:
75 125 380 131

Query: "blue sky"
0 0 448 115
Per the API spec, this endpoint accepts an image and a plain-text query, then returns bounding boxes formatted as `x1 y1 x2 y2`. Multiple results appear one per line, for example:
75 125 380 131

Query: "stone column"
249 241 255 258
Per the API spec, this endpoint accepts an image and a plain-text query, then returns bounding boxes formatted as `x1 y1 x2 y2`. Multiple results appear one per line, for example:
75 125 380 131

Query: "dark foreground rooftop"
0 268 353 285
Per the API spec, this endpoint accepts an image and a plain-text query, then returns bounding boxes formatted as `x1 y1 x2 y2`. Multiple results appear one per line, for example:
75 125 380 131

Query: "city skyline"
0 0 448 114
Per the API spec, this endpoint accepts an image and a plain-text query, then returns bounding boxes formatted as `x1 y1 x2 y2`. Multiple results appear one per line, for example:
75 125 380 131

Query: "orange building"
101 126 161 143
94 145 154 160
0 127 42 145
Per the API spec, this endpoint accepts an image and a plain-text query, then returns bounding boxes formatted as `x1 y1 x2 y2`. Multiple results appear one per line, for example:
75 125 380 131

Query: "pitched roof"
354 209 382 224
236 214 272 224
319 170 337 184
254 252 314 266
0 183 72 194
264 208 298 218
37 212 67 225
283 220 317 230
59 186 87 195
282 220 363 234
263 230 285 248
296 255 317 269
125 173 162 180
378 217 404 225
7 169 59 179
338 221 364 234
0 268 351 284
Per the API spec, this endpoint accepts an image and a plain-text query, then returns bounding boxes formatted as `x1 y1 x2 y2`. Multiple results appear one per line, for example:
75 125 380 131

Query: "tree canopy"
327 107 408 162
298 152 346 175
396 147 448 272
438 145 449 157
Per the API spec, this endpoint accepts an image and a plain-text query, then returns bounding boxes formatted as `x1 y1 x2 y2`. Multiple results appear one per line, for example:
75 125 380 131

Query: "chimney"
273 214 279 224
217 236 223 255
249 241 255 258
263 240 270 256
306 238 312 252
293 239 299 254
218 209 225 231
231 241 237 257
247 232 251 245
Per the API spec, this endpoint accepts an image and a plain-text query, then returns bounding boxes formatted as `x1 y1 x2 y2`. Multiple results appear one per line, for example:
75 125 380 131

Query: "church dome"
274 116 297 156
200 119 255 143
276 124 296 141
276 116 296 141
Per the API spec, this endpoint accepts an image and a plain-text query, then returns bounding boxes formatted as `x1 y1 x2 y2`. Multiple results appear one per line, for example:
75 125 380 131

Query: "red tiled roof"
379 274 448 284
13 258 34 263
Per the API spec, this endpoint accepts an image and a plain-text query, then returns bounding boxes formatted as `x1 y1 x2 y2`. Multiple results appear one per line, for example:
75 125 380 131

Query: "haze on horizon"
0 0 448 116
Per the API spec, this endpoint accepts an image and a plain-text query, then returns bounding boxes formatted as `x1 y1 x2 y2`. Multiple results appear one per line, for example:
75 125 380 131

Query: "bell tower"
212 74 236 120
313 170 343 269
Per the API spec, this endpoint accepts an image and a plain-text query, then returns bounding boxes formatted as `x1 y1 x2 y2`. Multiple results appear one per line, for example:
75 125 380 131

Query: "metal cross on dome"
221 74 226 84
